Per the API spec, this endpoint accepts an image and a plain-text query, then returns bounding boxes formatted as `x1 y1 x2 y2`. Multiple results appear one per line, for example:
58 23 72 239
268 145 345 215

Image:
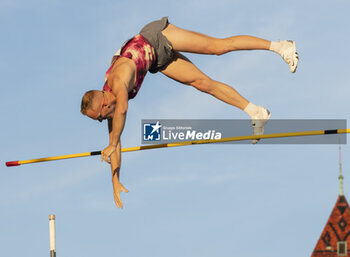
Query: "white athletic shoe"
251 106 271 144
279 40 299 73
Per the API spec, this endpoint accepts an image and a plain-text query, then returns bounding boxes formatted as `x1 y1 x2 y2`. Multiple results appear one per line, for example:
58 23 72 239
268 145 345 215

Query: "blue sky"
1 0 349 256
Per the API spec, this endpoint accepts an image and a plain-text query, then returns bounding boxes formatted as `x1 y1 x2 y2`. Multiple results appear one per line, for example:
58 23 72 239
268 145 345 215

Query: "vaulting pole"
5 128 350 167
49 214 56 257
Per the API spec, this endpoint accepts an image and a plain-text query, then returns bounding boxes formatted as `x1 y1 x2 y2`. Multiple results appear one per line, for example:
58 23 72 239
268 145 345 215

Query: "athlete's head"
81 90 115 122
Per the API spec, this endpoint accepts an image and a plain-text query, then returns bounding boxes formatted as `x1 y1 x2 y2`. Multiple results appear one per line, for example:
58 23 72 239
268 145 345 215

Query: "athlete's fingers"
114 192 123 208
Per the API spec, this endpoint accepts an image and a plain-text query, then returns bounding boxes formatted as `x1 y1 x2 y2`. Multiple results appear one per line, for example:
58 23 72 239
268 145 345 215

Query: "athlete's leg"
161 52 249 110
161 24 271 55
162 52 271 143
161 24 299 73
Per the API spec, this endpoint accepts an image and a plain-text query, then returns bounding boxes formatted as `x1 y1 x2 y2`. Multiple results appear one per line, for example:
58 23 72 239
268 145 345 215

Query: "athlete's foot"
251 106 271 144
278 40 299 73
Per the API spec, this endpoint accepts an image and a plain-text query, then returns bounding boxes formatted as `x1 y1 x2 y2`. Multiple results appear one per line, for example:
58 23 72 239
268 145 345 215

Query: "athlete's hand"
112 178 129 208
101 145 117 163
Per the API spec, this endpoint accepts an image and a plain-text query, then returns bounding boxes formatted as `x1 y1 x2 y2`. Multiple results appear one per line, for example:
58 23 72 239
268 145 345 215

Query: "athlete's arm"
101 59 133 162
110 79 128 149
108 125 128 208
102 59 134 208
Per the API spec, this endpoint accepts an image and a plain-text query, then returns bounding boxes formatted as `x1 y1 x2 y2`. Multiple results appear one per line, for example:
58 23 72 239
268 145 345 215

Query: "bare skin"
161 24 271 110
86 23 275 208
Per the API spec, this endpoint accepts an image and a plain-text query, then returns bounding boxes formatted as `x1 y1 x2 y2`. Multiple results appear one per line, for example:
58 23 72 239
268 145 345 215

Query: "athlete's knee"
190 77 215 93
207 39 228 56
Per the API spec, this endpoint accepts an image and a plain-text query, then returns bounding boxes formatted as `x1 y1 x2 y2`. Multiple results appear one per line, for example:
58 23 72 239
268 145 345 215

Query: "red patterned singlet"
102 34 156 99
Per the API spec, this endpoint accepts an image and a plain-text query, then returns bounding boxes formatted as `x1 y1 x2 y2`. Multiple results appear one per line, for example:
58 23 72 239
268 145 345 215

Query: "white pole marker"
49 214 56 257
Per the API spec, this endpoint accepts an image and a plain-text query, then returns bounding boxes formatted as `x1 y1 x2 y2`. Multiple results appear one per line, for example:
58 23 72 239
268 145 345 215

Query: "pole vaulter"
6 128 349 167
77 17 302 207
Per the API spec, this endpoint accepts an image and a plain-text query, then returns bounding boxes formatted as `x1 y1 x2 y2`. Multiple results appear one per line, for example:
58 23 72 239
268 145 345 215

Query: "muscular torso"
108 57 137 95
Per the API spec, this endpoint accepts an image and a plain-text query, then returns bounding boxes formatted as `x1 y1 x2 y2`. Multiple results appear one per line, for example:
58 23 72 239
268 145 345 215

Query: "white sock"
244 102 259 118
269 41 282 54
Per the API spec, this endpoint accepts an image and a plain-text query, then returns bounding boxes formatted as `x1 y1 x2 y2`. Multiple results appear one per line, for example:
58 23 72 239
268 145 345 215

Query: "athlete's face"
86 92 116 122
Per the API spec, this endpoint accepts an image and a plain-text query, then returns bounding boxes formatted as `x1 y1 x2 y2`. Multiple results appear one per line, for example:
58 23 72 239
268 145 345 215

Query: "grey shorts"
139 17 175 73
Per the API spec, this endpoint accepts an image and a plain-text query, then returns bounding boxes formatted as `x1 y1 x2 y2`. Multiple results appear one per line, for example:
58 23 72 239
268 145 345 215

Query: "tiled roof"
311 195 350 257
